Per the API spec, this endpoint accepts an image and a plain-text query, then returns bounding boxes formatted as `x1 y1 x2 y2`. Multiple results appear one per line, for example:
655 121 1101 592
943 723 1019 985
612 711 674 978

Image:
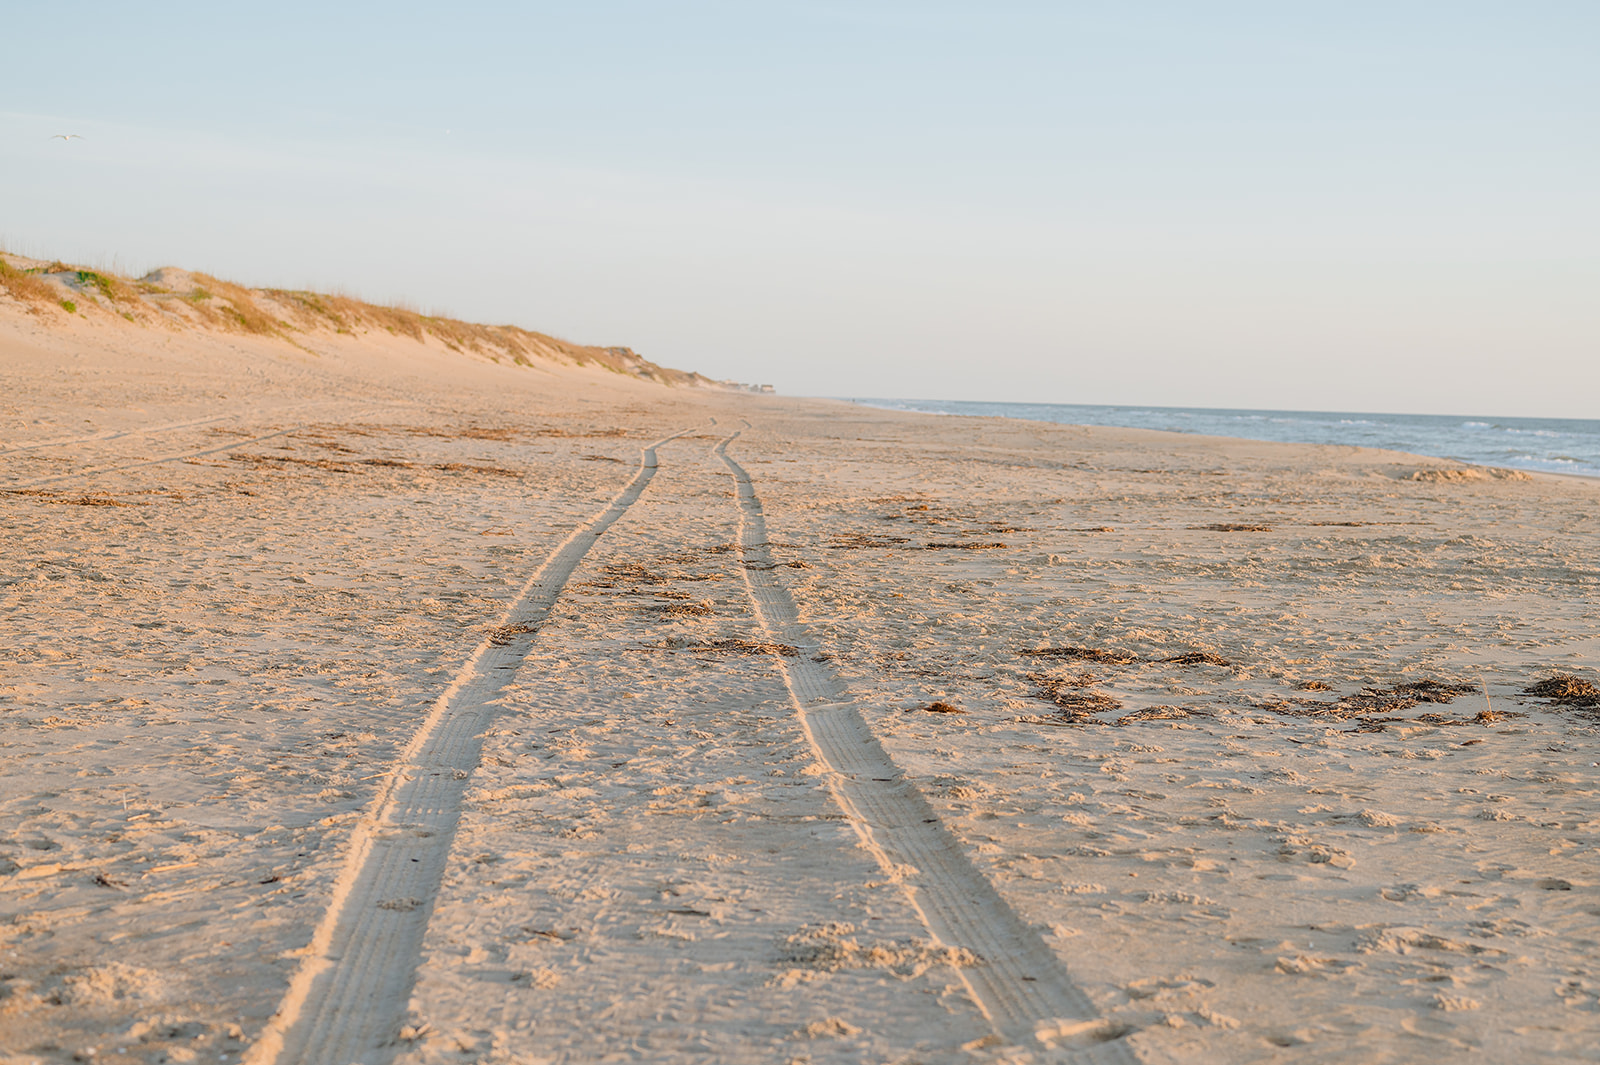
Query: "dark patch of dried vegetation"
672 638 798 658
487 623 539 646
1021 646 1138 665
1164 652 1231 667
829 533 911 550
1523 674 1600 708
1028 673 1122 722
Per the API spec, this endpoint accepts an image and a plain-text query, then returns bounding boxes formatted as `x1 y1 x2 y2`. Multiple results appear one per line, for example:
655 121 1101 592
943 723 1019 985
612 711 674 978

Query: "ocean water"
847 399 1600 479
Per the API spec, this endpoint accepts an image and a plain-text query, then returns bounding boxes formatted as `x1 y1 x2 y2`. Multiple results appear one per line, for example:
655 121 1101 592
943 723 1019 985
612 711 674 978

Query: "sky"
3 2 1596 416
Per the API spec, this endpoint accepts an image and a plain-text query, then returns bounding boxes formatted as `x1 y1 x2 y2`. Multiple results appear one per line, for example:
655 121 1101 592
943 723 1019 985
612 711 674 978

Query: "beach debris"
650 599 714 619
1116 705 1194 724
908 701 964 714
1297 680 1335 691
1021 646 1138 665
828 533 910 549
433 462 522 477
1405 467 1531 483
1321 680 1477 714
1028 673 1122 721
486 622 539 645
777 922 981 979
581 561 721 588
1190 523 1273 532
923 540 1008 550
1265 679 1487 728
1522 674 1600 707
658 637 798 657
2 489 143 507
229 450 357 473
531 425 628 438
1163 652 1231 667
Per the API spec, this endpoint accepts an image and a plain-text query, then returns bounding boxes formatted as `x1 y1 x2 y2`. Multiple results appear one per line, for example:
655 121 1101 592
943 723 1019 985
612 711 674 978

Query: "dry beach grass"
2 262 1598 1063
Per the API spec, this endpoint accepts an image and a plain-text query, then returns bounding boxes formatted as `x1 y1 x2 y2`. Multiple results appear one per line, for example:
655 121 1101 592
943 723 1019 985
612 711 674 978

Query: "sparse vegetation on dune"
0 258 60 309
0 250 730 388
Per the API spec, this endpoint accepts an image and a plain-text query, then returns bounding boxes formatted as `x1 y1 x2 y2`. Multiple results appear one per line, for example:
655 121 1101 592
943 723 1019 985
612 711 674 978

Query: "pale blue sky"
4 2 1596 415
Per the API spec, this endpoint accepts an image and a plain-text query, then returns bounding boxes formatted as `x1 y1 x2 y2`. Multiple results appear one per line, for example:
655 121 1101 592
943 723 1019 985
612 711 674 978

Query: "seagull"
50 134 84 142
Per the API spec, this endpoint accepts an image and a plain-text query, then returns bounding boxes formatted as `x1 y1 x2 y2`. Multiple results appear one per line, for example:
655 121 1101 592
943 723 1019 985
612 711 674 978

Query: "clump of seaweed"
909 701 964 714
1268 678 1478 723
668 638 798 657
1028 673 1121 722
1523 675 1600 707
1331 680 1478 714
1116 705 1194 724
1164 652 1231 667
1190 523 1273 532
651 600 714 619
1021 646 1138 665
486 622 539 646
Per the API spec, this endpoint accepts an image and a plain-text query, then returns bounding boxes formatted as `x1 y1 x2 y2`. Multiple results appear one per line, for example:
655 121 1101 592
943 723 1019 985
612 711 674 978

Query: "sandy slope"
2 306 1598 1065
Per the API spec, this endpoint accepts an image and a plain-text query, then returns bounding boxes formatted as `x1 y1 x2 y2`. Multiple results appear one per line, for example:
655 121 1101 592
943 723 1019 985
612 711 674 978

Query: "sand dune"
2 275 1597 1063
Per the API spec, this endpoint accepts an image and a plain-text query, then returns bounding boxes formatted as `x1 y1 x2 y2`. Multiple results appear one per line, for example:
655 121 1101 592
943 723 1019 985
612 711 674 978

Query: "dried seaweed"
1028 673 1121 722
486 622 539 646
1021 646 1138 665
670 638 798 657
1190 523 1273 532
433 462 522 478
650 600 714 619
1523 674 1600 707
1116 705 1194 724
828 533 911 549
1164 652 1231 667
230 451 355 473
1273 679 1479 721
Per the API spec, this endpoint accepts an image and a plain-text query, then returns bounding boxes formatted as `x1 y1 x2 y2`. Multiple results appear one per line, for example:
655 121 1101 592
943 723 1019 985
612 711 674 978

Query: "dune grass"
0 258 59 309
0 249 708 386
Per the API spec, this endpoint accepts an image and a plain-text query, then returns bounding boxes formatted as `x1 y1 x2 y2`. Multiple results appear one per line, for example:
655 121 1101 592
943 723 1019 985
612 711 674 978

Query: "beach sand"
2 288 1598 1064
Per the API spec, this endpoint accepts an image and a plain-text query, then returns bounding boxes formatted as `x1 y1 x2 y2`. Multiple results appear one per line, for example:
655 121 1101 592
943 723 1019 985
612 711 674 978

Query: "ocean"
846 399 1600 479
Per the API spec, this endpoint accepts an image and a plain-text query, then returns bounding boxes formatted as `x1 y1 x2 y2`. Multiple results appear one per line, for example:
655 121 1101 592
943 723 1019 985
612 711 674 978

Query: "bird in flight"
50 134 84 142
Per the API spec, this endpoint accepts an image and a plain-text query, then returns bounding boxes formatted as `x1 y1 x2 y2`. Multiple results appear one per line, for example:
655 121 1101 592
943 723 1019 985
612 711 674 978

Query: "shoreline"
839 396 1600 482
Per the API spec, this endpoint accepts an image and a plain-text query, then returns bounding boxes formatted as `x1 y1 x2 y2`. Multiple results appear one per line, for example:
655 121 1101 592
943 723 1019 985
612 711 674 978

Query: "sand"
2 287 1598 1065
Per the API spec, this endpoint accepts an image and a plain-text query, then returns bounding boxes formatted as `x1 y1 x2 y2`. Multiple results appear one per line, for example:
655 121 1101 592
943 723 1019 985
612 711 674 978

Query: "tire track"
0 411 237 456
246 426 697 1065
3 402 402 488
7 426 303 488
0 399 340 457
714 429 1139 1062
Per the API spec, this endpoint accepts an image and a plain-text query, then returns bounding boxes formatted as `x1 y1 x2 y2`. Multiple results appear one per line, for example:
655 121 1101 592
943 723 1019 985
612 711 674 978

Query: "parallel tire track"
3 402 407 488
6 426 303 489
246 426 696 1065
714 430 1139 1062
0 399 343 457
